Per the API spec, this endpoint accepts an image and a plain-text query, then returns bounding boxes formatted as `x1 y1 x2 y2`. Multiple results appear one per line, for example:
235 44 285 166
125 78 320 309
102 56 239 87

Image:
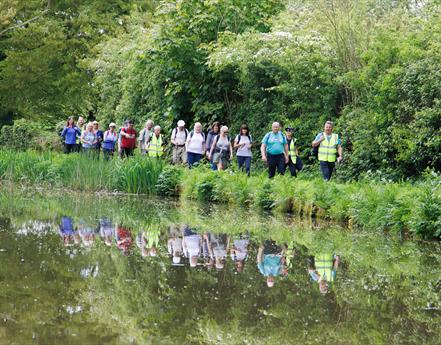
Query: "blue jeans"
320 161 335 181
237 156 251 175
187 152 203 168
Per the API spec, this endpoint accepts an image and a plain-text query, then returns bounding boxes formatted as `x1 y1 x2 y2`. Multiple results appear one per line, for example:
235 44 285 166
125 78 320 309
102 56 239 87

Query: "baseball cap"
177 120 185 127
285 126 295 132
109 122 116 127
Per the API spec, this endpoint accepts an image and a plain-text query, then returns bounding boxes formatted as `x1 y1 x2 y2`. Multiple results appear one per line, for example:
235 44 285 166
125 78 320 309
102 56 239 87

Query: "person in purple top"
60 117 81 154
59 216 75 246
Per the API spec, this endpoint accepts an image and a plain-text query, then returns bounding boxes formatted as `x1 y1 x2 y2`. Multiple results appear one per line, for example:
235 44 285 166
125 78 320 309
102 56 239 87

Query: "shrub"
156 165 182 197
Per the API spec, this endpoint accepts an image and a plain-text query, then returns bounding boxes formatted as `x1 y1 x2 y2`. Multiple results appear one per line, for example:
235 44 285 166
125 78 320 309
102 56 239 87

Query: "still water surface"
0 192 440 345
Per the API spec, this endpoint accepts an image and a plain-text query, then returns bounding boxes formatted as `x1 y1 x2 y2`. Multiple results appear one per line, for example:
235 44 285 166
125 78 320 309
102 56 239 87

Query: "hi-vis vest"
288 139 297 164
318 133 338 162
315 253 335 282
148 134 163 157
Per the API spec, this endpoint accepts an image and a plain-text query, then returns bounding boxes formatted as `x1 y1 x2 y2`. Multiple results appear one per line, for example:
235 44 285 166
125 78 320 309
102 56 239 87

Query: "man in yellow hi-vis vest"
308 253 340 294
147 125 165 158
312 121 343 180
285 126 299 177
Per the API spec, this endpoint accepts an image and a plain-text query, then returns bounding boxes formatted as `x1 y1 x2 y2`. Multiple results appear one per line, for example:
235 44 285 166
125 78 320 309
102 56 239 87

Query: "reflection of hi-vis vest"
318 133 338 162
315 253 335 282
148 134 163 157
288 139 297 163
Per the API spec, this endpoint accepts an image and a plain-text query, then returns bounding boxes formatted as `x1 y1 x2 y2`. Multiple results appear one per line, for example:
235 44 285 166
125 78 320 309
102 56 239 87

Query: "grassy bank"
1 150 440 239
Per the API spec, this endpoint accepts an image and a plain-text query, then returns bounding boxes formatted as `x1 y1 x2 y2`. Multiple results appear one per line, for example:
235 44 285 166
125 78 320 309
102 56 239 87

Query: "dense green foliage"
1 150 441 239
1 0 440 180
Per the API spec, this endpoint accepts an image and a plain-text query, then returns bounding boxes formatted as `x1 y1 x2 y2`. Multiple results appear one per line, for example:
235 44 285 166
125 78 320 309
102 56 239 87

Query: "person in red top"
116 225 133 255
119 119 137 158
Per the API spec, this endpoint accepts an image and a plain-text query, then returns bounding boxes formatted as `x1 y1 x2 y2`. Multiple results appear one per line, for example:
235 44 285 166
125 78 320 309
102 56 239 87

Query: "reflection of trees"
1 192 440 344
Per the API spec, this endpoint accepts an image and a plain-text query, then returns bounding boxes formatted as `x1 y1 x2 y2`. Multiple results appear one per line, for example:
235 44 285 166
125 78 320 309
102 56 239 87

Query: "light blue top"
257 254 282 277
262 131 287 155
82 132 96 149
314 132 341 145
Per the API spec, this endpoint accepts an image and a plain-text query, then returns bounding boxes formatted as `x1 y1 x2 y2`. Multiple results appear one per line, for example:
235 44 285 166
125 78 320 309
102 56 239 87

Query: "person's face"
241 128 248 136
286 131 293 139
87 125 93 131
319 280 329 294
221 128 228 136
154 128 161 135
267 275 275 287
93 123 98 130
195 124 202 133
128 123 134 129
324 123 333 135
68 118 74 126
146 122 153 129
110 125 115 132
272 123 280 133
213 125 219 133
78 117 84 125
235 260 244 272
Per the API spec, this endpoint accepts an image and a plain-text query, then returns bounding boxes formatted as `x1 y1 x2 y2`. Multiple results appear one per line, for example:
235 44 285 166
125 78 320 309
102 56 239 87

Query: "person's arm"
312 133 324 147
261 143 267 162
167 239 173 255
202 135 206 156
208 139 216 160
333 255 340 270
337 145 343 163
170 129 176 146
257 245 264 264
284 143 289 163
61 127 67 138
229 143 233 160
233 136 243 149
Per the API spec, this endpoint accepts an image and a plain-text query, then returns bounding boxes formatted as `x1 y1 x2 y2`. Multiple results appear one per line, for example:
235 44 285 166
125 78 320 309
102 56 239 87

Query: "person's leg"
288 158 297 177
267 154 277 178
237 156 245 171
126 148 133 158
320 161 330 180
245 157 251 176
194 154 203 166
328 162 335 180
187 152 195 168
182 148 187 165
64 144 71 154
276 154 286 176
172 146 178 164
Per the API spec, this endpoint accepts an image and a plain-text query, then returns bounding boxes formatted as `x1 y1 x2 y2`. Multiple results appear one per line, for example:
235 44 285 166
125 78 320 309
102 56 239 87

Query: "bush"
156 165 182 197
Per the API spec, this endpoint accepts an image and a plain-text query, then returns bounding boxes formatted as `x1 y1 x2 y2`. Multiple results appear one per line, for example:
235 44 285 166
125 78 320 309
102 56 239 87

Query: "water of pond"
0 191 440 345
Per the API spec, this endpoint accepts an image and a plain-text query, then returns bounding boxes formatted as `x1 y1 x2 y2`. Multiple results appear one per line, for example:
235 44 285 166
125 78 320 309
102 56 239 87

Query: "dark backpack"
173 128 189 140
236 134 252 145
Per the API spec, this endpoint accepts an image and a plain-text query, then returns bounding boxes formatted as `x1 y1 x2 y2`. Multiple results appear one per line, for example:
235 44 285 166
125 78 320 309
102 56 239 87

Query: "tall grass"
0 150 163 194
1 150 440 239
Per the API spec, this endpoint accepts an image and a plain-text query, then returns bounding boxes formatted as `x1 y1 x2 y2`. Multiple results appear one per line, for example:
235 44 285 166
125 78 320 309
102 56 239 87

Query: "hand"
337 156 343 163
285 155 289 164
208 154 211 161
247 144 252 149
320 134 325 142
262 155 267 162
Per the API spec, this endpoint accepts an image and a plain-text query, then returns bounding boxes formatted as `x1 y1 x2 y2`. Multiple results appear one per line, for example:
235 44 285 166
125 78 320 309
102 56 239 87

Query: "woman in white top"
208 126 233 171
234 124 253 176
186 122 206 168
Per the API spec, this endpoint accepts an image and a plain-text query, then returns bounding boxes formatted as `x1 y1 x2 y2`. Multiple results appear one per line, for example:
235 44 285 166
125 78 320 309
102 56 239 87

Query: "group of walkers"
59 217 340 292
61 117 343 180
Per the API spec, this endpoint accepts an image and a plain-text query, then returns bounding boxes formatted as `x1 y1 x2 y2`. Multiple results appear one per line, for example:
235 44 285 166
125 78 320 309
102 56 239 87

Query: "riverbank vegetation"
1 150 440 239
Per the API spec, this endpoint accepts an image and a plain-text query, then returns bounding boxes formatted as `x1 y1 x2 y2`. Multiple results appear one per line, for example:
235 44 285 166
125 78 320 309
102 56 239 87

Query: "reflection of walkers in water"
59 216 75 246
136 229 160 257
182 225 202 268
168 225 183 264
204 233 229 271
307 253 340 294
116 225 133 255
229 233 249 272
78 219 96 247
257 240 286 287
99 218 113 247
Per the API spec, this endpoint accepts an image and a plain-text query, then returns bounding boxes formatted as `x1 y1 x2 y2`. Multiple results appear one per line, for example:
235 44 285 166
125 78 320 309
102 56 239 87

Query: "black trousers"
286 157 297 177
64 143 77 154
267 153 285 178
120 147 134 159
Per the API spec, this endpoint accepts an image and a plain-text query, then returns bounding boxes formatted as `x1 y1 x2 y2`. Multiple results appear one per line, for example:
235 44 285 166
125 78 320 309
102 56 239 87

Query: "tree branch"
0 9 48 37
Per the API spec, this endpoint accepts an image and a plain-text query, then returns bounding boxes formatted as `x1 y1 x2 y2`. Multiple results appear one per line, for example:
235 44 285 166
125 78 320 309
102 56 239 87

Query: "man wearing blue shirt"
257 240 286 288
312 121 343 180
261 122 289 178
